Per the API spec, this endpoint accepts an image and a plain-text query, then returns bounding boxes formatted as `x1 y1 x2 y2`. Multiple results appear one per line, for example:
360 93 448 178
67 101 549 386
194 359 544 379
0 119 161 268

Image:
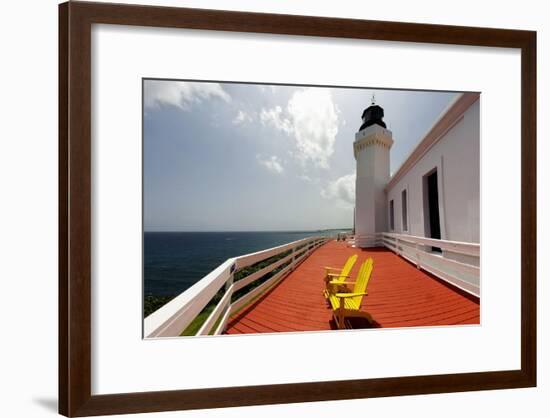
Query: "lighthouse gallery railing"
144 235 328 338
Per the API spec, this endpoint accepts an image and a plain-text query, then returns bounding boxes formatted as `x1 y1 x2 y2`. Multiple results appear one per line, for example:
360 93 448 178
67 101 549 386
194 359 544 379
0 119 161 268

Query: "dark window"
424 170 441 252
389 200 395 230
402 189 408 231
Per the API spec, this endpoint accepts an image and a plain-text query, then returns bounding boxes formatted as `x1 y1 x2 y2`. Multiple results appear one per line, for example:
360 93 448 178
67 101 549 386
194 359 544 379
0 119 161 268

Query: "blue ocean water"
144 231 325 296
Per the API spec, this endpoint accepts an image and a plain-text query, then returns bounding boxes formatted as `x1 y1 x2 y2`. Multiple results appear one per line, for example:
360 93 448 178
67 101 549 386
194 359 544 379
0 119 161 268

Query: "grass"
180 304 216 336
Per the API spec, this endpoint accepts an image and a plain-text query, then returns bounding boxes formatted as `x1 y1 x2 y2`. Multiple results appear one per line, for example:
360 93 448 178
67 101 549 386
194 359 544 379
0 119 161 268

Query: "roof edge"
386 92 480 191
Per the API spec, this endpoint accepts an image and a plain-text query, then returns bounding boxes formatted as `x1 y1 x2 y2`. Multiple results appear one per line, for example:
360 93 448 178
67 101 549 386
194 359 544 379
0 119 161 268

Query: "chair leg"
338 305 345 329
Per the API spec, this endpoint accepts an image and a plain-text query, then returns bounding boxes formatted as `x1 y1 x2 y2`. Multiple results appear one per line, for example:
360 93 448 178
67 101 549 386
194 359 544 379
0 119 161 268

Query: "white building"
354 92 480 254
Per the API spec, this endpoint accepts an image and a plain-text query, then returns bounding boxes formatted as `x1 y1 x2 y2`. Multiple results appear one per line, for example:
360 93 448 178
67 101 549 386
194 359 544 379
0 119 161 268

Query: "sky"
143 80 457 232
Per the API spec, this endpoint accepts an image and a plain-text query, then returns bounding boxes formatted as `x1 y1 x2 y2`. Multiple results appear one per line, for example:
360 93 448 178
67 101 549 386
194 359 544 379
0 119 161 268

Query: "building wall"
386 98 480 244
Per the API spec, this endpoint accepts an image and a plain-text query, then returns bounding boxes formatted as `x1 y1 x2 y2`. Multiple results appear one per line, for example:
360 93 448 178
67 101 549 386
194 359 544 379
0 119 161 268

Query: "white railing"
144 235 329 338
345 234 356 246
380 232 480 297
354 233 380 248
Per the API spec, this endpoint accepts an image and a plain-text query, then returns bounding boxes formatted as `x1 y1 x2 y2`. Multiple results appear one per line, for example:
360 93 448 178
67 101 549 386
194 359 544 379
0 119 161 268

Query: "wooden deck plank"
225 241 480 334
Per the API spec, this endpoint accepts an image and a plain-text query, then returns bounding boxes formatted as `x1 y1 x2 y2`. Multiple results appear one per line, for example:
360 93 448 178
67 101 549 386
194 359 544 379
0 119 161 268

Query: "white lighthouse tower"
354 97 393 248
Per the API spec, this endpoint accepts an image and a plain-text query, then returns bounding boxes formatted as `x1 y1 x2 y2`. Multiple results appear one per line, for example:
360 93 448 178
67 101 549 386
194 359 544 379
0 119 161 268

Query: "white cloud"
288 89 339 168
144 80 231 110
260 88 339 169
257 155 284 174
321 173 356 208
260 106 293 135
232 110 253 125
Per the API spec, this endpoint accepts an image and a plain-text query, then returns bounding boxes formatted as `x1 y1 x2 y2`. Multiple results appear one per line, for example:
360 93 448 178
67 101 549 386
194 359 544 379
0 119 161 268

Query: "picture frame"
59 1 537 416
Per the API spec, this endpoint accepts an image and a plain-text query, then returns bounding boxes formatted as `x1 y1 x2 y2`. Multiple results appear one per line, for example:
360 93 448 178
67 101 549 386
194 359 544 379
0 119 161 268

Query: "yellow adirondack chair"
327 258 374 329
323 254 358 299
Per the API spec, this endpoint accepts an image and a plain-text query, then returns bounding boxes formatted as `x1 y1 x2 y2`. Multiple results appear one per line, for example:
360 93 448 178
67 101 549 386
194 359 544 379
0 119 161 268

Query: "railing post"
415 243 421 269
226 272 234 292
218 264 236 335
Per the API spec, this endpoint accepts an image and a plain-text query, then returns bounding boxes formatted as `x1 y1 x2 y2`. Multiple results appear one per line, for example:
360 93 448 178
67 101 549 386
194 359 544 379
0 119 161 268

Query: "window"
401 189 408 231
389 199 395 230
423 169 441 252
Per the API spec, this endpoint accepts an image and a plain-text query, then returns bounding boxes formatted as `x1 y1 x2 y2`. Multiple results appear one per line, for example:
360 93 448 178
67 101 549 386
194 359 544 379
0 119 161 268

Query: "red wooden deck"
225 240 480 334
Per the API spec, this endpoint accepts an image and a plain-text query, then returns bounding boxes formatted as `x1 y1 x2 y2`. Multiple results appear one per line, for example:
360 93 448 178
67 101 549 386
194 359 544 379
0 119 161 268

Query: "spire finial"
359 95 386 131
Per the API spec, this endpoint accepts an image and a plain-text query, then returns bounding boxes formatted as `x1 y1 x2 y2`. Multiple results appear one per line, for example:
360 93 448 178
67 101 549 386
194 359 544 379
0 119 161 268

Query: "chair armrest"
324 266 342 272
329 280 356 285
327 273 350 278
335 292 368 298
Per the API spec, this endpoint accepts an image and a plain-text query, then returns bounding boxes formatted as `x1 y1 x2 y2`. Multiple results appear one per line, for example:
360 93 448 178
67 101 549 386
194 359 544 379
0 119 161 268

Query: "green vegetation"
144 295 175 318
180 305 215 336
179 286 225 336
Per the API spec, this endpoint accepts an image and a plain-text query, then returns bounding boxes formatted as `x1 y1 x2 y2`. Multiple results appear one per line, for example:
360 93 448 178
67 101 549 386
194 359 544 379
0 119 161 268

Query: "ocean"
144 231 330 297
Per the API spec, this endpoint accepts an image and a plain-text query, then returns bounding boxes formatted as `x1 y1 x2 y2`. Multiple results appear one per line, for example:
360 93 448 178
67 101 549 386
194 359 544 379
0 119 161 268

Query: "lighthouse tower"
354 97 393 248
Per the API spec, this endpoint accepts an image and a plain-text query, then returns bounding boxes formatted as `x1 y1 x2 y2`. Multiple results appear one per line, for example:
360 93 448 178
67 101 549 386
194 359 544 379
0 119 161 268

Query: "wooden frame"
59 1 536 416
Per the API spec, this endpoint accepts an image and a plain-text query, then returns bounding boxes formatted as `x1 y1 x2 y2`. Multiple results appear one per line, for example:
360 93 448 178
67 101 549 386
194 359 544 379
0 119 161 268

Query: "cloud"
260 106 293 135
288 89 339 168
144 80 231 110
260 88 339 169
257 155 284 174
232 110 254 125
321 173 355 208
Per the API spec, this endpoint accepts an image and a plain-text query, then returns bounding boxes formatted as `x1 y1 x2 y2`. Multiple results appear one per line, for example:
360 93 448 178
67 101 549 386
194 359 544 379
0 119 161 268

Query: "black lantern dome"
359 95 386 131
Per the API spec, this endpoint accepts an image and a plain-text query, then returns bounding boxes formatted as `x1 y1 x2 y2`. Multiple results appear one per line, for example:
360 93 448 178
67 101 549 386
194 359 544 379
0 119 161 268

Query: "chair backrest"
351 258 374 306
341 254 358 278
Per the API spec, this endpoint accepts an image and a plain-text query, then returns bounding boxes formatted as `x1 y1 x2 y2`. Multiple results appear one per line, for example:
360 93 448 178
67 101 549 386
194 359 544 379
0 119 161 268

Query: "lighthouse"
354 97 393 248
